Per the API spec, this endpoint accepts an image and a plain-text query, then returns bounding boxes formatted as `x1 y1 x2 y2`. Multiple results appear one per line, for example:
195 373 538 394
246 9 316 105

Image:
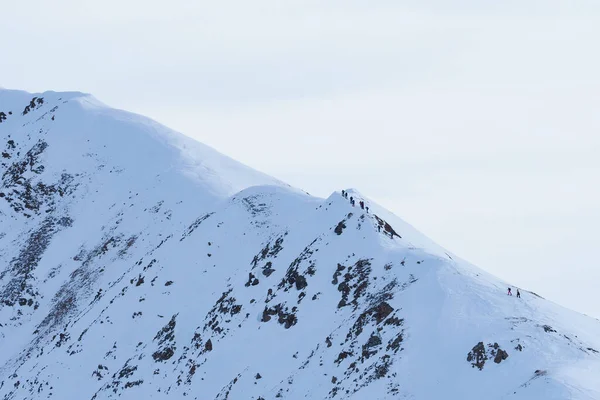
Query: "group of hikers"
341 190 369 212
341 190 395 238
342 192 523 298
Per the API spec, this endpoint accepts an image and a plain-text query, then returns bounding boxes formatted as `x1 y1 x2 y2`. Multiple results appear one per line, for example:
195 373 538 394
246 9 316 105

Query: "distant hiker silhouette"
350 197 355 206
360 201 364 210
516 289 521 298
342 190 345 197
377 225 381 232
366 206 369 213
507 288 512 296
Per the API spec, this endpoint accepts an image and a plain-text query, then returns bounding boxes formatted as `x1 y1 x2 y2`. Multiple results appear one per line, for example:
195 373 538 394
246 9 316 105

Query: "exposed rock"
494 349 509 364
334 220 346 235
467 342 488 370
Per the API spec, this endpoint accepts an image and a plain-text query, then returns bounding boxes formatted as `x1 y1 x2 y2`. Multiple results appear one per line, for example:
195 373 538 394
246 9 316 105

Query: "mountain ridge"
0 89 599 400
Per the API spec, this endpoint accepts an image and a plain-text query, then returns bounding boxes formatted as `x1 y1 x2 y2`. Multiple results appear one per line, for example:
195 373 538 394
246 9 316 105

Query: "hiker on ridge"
516 289 521 298
507 288 512 296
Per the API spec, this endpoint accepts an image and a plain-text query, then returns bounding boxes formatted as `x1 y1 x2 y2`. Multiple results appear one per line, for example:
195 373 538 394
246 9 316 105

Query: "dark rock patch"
180 212 214 241
468 342 510 370
335 350 353 365
332 264 345 285
277 238 319 293
245 273 260 287
22 97 44 115
386 332 404 353
374 215 401 238
467 342 488 370
202 290 243 338
334 221 346 235
261 304 298 329
251 234 286 268
262 261 275 277
123 380 143 389
153 314 177 362
494 348 509 364
361 333 382 360
336 259 371 309
152 347 175 362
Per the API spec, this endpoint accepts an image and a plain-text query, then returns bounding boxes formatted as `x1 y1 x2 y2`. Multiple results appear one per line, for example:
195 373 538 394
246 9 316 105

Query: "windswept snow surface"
0 89 599 400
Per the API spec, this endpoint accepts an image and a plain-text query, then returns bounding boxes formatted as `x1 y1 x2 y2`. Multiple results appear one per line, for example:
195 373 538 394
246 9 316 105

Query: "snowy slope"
0 89 599 400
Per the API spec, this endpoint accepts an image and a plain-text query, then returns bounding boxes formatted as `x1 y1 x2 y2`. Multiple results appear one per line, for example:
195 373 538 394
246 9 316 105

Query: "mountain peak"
1 90 599 400
0 89 283 202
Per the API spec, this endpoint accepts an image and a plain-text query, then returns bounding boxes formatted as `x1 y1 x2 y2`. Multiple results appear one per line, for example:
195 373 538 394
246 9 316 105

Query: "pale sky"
2 0 599 318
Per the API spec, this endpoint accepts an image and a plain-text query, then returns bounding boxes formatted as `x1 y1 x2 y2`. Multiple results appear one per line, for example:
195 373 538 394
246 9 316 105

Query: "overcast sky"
2 0 599 318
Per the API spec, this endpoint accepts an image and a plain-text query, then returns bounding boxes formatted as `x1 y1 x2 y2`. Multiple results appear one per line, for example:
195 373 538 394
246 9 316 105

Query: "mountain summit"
1 89 599 400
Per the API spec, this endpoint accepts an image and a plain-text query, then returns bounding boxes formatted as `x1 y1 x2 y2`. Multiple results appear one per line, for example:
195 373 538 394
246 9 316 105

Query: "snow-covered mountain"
1 89 599 400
